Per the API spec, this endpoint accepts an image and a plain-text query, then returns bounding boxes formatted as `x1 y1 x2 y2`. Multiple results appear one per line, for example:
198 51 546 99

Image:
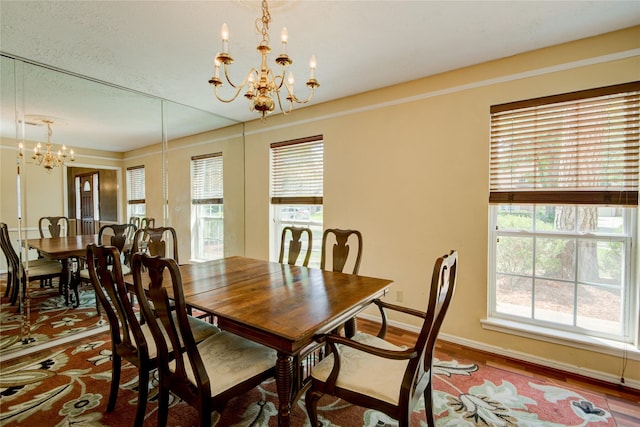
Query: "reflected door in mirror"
80 173 96 235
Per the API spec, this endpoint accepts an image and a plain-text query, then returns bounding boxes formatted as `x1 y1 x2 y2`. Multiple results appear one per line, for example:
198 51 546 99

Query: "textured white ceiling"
1 1 639 151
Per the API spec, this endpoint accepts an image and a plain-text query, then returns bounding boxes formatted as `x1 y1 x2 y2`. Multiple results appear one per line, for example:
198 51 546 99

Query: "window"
271 136 324 266
191 153 223 261
488 82 639 344
126 166 146 220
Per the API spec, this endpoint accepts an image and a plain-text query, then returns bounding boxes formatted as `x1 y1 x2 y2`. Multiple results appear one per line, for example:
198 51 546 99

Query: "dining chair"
37 216 70 287
131 226 178 262
38 216 70 238
130 252 277 427
87 244 220 427
0 222 63 306
320 228 363 335
279 226 312 266
305 250 458 427
320 228 363 274
74 223 137 309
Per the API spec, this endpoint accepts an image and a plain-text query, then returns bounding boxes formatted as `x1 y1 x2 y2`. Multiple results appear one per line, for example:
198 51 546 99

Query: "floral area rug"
0 281 105 357
0 332 615 426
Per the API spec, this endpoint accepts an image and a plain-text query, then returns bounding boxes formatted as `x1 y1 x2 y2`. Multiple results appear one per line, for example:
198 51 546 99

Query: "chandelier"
208 0 319 121
17 119 75 173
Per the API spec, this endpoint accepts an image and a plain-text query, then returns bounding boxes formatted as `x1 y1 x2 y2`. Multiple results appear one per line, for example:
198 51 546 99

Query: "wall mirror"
0 54 243 356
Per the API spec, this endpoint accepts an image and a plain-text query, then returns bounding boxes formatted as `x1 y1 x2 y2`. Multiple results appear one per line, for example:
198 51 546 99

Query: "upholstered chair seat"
310 332 408 405
169 331 276 396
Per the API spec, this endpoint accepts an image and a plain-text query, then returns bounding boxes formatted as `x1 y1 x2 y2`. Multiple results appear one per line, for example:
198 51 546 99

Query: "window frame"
270 135 324 266
487 82 640 347
126 165 146 219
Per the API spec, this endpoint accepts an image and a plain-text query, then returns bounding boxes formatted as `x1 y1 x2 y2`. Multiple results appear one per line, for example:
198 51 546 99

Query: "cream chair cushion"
310 332 409 405
27 261 63 276
169 331 276 397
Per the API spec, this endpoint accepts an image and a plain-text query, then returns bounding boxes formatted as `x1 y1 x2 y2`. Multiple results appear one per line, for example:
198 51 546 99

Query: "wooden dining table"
129 255 393 427
27 234 99 304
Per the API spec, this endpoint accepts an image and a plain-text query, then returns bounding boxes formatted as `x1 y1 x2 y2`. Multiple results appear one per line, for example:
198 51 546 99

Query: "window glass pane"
534 279 574 325
497 205 532 231
535 237 575 281
496 274 532 318
577 240 623 285
496 236 533 275
577 284 622 334
594 207 625 234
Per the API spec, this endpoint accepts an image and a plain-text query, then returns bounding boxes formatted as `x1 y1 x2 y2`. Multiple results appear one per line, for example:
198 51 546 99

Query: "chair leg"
71 278 80 308
107 353 122 412
93 285 102 315
157 385 170 427
424 381 435 427
305 389 322 427
199 402 211 427
134 367 150 427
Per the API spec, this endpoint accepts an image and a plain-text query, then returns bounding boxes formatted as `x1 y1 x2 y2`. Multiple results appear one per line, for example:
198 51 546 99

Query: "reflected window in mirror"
127 165 146 221
191 153 224 261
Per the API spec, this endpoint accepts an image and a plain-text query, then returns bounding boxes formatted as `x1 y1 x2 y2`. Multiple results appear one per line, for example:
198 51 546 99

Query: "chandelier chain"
258 0 271 47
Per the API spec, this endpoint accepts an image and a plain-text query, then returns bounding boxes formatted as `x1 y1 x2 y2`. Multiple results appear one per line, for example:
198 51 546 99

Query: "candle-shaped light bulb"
287 72 295 88
248 74 255 90
221 23 229 53
70 149 75 160
309 54 317 79
281 27 288 53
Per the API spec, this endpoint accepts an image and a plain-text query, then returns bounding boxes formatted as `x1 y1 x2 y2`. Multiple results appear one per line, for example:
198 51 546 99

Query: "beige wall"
242 26 640 386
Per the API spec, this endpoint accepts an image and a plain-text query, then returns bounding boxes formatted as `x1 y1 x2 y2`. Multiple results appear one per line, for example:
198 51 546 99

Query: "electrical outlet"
396 290 403 302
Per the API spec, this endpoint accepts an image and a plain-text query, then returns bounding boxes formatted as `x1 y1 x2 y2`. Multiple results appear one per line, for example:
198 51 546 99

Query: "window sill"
481 317 640 362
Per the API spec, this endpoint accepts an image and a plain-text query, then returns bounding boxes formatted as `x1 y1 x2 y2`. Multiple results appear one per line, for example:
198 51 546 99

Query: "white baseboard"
357 313 640 391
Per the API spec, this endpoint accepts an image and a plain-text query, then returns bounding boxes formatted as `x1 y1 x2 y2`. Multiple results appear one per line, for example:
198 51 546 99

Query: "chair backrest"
87 244 150 361
132 226 178 263
404 250 458 406
0 222 20 273
98 223 137 253
0 223 16 272
279 226 312 267
38 216 69 238
131 253 209 402
129 216 141 229
140 217 155 230
320 228 363 274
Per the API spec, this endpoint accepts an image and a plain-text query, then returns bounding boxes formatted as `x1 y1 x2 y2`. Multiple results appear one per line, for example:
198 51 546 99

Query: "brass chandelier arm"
210 67 259 103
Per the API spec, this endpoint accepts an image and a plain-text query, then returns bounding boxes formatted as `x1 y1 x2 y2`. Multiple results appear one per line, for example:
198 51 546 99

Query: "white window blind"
191 153 223 204
126 166 145 205
271 135 323 204
490 82 640 206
